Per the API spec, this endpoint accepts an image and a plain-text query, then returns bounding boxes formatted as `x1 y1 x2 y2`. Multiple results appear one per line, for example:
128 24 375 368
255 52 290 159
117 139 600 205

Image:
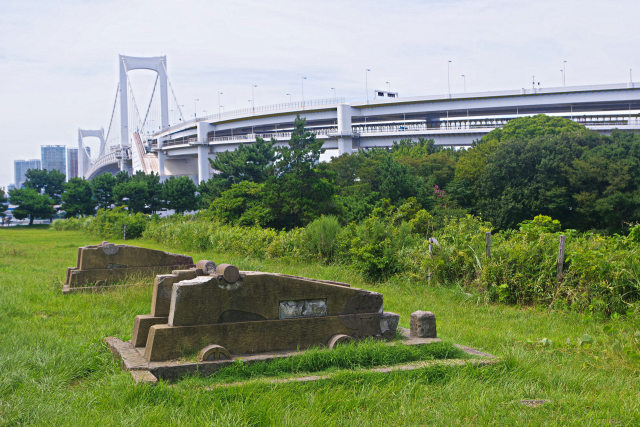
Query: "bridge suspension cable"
162 60 185 123
141 74 159 131
103 82 120 154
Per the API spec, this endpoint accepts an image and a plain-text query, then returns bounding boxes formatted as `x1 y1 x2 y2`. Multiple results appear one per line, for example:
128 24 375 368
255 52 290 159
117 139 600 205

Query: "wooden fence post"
428 237 433 284
556 234 566 279
123 224 127 241
485 232 491 258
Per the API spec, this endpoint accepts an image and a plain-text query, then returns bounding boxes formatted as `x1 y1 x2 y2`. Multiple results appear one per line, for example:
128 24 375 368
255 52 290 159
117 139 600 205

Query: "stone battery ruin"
63 242 194 293
131 262 399 361
106 260 447 382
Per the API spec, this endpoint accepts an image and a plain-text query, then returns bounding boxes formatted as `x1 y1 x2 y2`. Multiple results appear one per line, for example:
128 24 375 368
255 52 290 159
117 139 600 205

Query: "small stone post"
410 311 437 338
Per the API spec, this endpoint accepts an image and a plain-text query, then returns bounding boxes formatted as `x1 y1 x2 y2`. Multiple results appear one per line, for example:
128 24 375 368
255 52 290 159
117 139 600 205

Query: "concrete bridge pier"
337 104 354 155
197 122 215 183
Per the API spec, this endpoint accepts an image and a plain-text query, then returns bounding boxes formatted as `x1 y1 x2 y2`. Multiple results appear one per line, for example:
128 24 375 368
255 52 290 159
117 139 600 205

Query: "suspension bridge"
79 55 640 183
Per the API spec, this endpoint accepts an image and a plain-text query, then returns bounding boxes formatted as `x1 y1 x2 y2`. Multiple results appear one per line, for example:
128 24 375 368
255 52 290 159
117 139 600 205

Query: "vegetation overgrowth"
42 114 640 316
1 228 638 424
54 209 640 316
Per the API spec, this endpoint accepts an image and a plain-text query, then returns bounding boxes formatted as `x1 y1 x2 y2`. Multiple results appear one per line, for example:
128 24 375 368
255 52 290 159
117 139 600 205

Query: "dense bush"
86 208 149 239
302 215 342 262
345 217 417 281
51 216 93 231
56 208 640 315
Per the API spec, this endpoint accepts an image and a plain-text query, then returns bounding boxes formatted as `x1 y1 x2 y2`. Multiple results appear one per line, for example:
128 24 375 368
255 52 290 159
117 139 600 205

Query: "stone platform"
106 327 474 383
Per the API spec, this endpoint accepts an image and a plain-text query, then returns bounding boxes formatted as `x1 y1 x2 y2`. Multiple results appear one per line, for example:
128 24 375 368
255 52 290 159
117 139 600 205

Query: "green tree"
61 178 96 217
113 180 149 213
24 169 65 203
90 173 117 209
263 115 335 228
113 172 163 214
8 188 55 225
0 188 8 222
115 170 131 184
198 177 231 208
209 181 271 226
460 115 601 230
163 176 198 214
209 136 276 184
568 130 640 232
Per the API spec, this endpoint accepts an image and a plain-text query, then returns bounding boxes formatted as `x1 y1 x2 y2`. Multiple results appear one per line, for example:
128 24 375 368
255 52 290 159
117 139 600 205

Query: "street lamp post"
301 77 307 108
286 93 291 103
331 87 336 100
251 84 257 113
194 98 199 119
461 74 466 92
385 81 390 92
218 91 223 117
563 60 567 86
560 69 564 86
365 68 371 103
447 60 452 97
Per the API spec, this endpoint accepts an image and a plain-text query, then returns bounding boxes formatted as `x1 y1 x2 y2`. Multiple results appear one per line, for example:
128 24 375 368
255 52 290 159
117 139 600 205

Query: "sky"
1 0 639 188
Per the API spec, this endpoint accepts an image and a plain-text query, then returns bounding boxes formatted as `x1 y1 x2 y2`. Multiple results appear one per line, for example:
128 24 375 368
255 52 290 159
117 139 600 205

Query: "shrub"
87 208 149 239
302 215 342 262
414 215 492 285
347 217 417 281
476 230 559 305
562 233 640 315
51 216 92 231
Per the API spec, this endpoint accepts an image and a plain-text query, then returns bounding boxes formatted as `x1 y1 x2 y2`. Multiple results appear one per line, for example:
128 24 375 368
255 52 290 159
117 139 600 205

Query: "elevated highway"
148 82 640 183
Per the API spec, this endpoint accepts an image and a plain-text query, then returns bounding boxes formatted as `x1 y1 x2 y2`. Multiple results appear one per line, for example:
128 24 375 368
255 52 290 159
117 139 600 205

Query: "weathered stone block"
410 310 437 338
379 312 400 339
63 242 194 292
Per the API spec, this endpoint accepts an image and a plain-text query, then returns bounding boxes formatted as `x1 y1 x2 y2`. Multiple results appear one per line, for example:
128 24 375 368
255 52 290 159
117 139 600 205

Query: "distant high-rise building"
14 159 41 188
41 145 66 175
67 148 79 180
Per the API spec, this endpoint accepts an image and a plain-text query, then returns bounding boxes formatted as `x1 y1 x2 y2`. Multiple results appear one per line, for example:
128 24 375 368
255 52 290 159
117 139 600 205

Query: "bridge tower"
77 128 105 178
119 55 169 175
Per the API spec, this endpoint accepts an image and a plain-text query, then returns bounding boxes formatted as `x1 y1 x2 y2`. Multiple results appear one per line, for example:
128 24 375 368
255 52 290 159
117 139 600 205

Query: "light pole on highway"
217 91 223 117
447 60 452 97
563 60 567 86
286 92 291 103
251 84 258 113
301 76 307 108
331 87 336 99
365 68 372 103
461 74 466 92
194 98 199 118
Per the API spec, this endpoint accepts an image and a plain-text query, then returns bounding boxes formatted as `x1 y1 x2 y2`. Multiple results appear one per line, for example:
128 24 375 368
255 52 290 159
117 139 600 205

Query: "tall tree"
0 188 8 220
90 173 117 209
209 136 276 184
113 180 149 214
61 178 96 217
163 176 198 214
24 169 65 203
113 172 163 214
9 188 55 225
263 115 335 228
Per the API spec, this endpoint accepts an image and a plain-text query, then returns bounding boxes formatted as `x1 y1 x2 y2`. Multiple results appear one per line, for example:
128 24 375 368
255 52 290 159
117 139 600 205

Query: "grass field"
1 227 639 425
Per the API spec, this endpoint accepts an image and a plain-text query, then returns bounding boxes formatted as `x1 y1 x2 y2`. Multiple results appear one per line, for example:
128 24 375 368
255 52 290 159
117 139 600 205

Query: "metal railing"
208 128 337 144
160 97 345 133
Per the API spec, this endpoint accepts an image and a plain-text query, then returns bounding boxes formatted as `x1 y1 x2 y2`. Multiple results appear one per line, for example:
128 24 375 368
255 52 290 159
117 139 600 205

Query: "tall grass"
1 228 639 424
54 211 640 315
